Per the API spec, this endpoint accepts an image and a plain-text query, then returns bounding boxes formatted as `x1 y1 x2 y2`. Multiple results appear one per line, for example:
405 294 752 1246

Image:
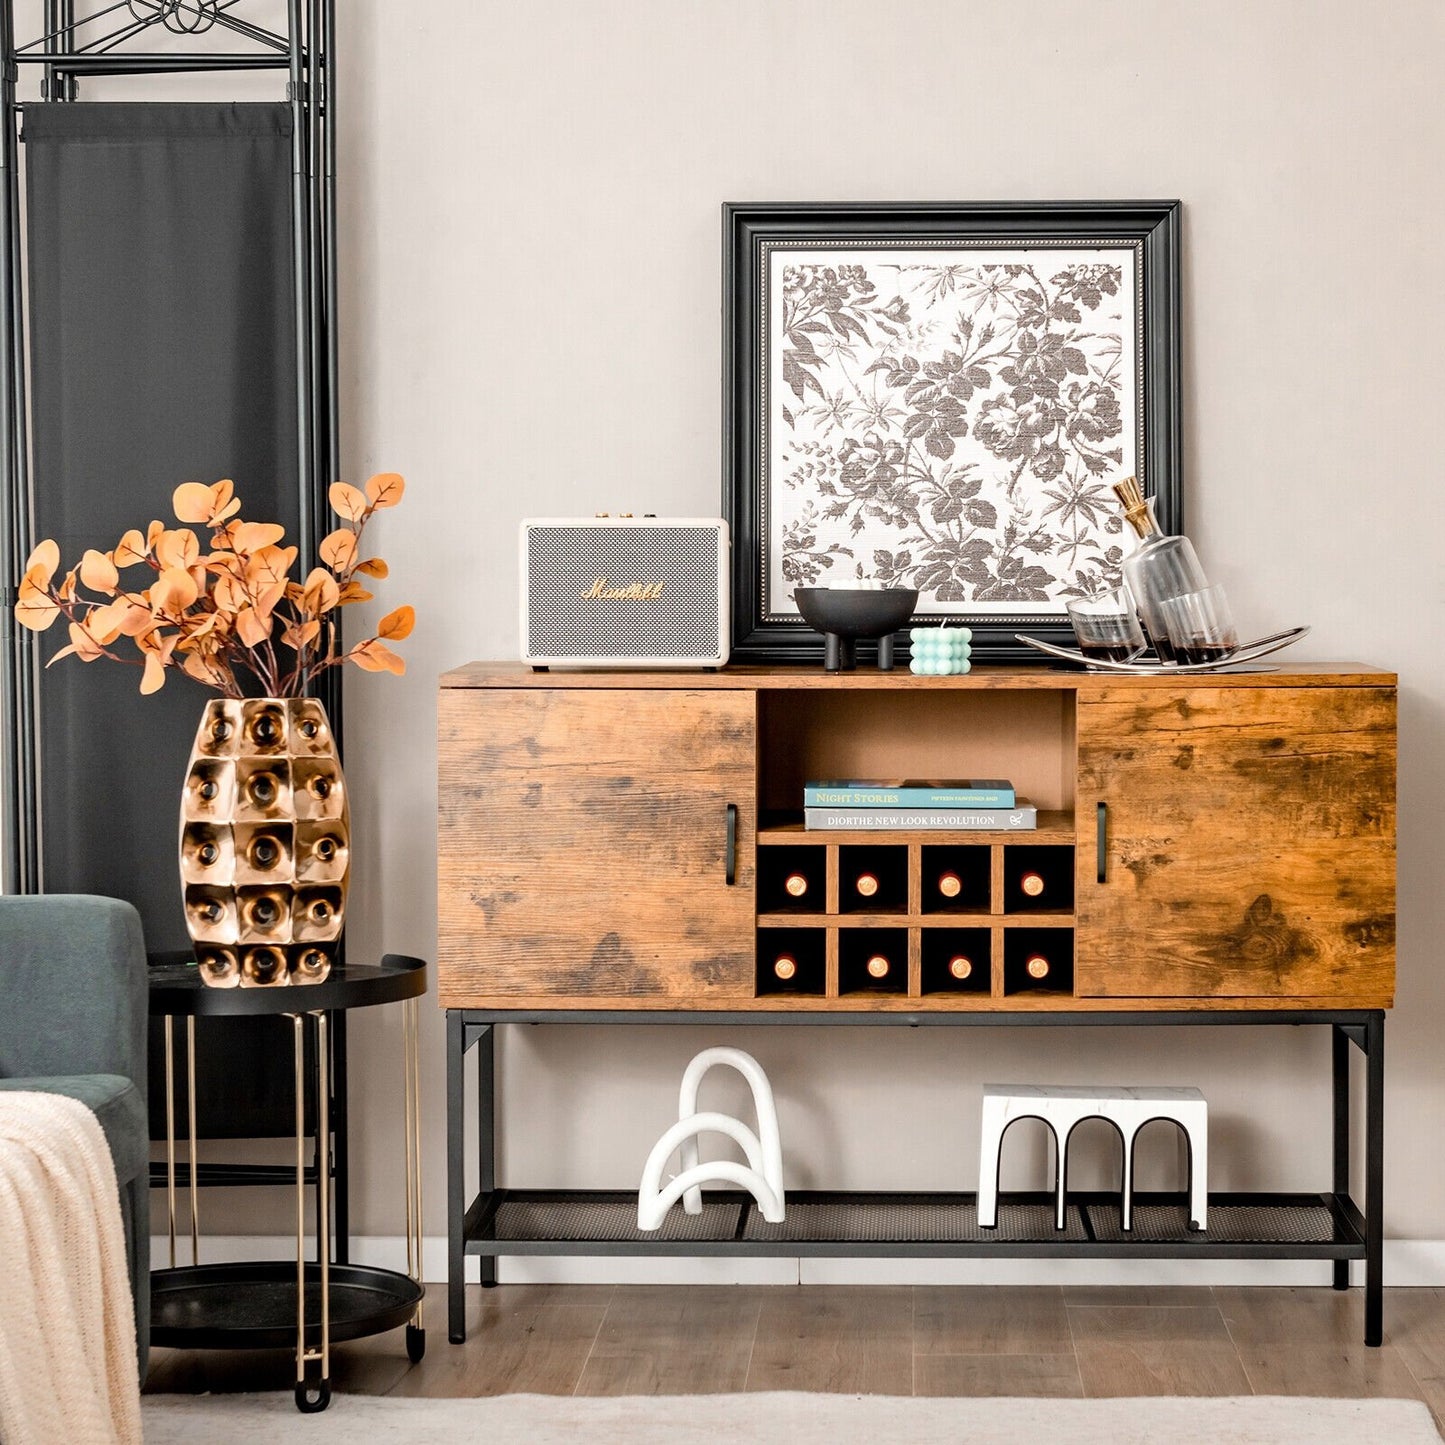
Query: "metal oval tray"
1015 625 1310 674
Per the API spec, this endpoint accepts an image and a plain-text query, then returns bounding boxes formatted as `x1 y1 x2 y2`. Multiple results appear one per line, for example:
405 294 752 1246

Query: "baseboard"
154 1235 1445 1287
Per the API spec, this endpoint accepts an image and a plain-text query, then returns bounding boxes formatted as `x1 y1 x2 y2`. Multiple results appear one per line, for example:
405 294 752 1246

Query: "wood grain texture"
384 1284 614 1397
1075 686 1396 1005
914 1352 1084 1397
1070 1302 1252 1397
760 689 1076 813
438 670 1396 1013
914 1285 1073 1355
574 1286 765 1395
437 992 1393 1013
144 1283 1445 1416
758 812 1075 844
443 661 1396 690
745 1286 914 1394
1233 1342 1422 1400
438 688 756 1006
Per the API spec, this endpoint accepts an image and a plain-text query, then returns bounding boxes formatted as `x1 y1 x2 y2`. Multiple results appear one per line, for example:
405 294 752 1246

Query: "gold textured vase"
180 698 349 987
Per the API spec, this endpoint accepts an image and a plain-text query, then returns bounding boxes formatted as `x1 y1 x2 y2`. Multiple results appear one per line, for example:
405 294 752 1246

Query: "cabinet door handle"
1096 801 1108 883
726 803 738 885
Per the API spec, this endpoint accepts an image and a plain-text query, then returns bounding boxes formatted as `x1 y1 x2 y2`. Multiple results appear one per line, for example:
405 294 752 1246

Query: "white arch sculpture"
637 1047 785 1231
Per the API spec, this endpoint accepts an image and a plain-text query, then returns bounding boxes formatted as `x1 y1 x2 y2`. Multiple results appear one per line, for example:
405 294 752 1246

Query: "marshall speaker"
521 518 730 667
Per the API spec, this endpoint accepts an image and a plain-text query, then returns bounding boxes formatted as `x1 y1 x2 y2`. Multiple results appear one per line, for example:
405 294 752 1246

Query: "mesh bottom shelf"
492 1197 740 1243
469 1190 1363 1257
743 1198 1086 1243
1085 1199 1343 1244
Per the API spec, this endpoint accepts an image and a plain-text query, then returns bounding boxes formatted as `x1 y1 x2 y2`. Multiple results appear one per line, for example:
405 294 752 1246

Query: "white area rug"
142 1391 1443 1443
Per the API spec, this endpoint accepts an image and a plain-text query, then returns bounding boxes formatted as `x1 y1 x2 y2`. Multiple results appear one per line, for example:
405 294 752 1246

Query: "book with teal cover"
803 779 1016 808
804 804 1037 831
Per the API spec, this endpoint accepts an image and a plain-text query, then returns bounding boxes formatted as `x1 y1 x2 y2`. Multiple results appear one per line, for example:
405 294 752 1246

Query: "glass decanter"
1111 476 1209 663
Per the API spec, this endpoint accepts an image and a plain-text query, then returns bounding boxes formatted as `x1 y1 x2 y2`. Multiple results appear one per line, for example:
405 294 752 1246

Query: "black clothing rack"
0 0 341 893
0 0 351 1249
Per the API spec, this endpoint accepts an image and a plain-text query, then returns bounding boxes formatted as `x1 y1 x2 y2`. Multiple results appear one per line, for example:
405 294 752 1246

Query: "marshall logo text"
582 578 666 601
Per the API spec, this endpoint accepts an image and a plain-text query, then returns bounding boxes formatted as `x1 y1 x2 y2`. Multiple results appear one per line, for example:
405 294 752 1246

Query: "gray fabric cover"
0 895 150 1377
0 1076 147 1184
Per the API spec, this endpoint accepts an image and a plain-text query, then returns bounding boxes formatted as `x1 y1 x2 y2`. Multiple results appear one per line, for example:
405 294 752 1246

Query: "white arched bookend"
637 1047 785 1231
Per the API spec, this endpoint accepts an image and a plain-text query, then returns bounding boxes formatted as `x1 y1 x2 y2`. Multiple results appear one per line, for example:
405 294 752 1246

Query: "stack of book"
803 779 1036 831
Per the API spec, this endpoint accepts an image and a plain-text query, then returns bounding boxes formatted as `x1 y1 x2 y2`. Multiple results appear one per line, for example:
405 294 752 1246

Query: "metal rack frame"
0 0 342 895
446 1008 1386 1346
0 0 351 1235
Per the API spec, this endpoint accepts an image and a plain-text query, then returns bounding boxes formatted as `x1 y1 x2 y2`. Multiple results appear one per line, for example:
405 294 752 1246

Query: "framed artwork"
723 201 1181 663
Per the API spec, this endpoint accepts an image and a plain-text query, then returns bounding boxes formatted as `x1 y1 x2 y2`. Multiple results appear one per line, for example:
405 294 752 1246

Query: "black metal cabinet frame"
445 1009 1385 1347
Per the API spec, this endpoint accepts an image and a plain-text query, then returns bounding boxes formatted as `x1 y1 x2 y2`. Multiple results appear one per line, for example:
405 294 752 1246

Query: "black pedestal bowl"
793 587 920 672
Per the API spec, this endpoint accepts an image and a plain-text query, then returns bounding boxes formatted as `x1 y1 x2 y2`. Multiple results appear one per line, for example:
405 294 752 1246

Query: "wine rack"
755 819 1077 1003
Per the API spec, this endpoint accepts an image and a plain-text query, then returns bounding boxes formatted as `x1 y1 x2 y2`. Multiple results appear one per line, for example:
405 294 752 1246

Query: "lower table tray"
151 1262 424 1349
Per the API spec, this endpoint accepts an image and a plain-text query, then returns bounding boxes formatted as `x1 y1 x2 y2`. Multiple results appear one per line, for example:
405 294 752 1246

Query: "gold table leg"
187 1015 199 1266
292 1013 331 1411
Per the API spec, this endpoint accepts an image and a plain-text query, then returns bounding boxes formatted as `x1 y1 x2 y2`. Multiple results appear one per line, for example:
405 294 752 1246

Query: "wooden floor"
145 1283 1445 1425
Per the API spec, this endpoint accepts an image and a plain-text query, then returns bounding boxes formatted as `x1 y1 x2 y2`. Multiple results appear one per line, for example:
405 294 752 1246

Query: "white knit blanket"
0 1090 141 1445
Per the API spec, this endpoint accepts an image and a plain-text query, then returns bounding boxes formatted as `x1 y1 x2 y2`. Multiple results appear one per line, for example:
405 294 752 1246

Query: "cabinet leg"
447 1010 466 1343
1365 1012 1385 1347
1332 1025 1350 1291
477 1022 497 1289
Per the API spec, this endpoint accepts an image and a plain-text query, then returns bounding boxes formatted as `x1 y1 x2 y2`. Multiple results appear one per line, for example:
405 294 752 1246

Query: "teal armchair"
0 894 149 1379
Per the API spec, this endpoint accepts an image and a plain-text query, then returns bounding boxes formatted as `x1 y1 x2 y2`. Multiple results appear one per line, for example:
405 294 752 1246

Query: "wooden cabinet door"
438 688 756 1006
1075 686 1395 1002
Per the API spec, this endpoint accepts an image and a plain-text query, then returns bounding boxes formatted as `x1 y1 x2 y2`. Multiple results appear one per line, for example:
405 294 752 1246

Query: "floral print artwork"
763 244 1140 621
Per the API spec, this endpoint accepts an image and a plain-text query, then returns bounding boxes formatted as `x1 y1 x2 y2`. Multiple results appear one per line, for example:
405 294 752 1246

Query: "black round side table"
147 953 427 1412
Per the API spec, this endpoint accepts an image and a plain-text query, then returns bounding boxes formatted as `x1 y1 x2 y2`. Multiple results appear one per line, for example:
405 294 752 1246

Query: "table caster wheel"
295 1377 331 1413
407 1323 426 1363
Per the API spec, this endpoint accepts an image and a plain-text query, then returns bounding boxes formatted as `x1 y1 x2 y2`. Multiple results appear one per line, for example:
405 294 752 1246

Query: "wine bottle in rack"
839 928 908 993
840 846 907 913
772 953 799 981
757 927 826 994
762 848 825 912
1004 845 1075 912
948 954 974 981
1003 928 1074 994
921 927 990 994
922 845 989 913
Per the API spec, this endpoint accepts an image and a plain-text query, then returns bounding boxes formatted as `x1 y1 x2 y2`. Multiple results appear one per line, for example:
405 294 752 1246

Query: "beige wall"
142 1 1445 1257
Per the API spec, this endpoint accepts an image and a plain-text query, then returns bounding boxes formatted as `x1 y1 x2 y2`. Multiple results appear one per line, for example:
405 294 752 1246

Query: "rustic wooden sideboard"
437 662 1396 1344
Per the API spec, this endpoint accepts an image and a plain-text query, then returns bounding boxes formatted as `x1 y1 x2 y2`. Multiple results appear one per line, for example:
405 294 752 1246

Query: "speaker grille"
526 525 721 659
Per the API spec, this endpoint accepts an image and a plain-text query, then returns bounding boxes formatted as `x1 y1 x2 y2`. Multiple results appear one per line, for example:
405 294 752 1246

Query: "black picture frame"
723 200 1182 665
